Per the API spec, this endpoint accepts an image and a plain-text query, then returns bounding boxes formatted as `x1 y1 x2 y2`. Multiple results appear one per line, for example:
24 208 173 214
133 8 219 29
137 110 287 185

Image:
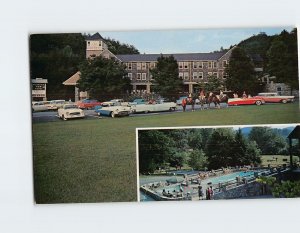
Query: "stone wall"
213 181 266 200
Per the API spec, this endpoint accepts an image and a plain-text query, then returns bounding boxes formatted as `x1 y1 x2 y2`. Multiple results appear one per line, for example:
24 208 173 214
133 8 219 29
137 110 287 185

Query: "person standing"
182 97 187 112
198 185 204 200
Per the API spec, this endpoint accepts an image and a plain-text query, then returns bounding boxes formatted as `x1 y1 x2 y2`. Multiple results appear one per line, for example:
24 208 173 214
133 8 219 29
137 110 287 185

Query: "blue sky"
99 27 293 54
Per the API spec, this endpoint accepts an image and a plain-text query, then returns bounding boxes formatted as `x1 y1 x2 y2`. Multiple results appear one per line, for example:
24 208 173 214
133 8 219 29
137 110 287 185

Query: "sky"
99 27 294 54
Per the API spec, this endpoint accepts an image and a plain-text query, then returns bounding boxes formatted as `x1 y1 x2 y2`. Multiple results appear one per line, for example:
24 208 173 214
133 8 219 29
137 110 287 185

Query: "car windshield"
64 105 78 109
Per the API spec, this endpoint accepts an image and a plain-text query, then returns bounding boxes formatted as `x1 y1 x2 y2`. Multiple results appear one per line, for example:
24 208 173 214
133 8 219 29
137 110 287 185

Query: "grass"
261 155 299 167
32 102 300 203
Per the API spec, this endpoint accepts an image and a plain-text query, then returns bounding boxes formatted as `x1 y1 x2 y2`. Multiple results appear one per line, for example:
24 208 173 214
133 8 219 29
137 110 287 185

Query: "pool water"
207 171 256 184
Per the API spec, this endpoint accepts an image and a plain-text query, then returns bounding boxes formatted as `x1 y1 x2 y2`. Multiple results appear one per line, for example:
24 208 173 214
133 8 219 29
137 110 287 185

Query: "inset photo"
138 125 300 201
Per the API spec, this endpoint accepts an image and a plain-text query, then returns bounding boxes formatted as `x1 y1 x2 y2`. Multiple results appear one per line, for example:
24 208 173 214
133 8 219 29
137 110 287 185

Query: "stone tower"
85 32 108 59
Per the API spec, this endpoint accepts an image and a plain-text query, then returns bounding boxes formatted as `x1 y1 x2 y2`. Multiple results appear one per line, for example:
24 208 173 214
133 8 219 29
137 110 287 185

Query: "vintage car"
128 98 147 105
77 99 102 109
45 100 66 110
254 92 295 103
228 97 265 106
94 103 131 117
58 104 85 120
130 102 177 113
32 101 48 112
102 99 129 107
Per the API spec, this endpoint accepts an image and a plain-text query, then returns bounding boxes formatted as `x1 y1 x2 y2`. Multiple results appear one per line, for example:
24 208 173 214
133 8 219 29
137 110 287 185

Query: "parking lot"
32 103 230 123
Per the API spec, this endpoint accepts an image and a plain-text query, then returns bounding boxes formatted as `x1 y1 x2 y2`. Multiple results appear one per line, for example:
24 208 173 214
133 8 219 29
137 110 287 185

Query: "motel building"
63 33 265 101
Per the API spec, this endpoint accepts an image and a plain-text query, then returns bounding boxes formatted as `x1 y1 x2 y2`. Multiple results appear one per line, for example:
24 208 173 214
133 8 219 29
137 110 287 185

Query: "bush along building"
63 33 269 101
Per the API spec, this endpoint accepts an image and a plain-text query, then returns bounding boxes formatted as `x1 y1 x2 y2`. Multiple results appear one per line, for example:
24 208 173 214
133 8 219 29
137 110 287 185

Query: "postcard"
30 27 299 203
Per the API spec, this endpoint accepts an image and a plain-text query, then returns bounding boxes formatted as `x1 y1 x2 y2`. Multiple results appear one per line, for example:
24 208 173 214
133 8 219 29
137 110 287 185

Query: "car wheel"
111 112 115 118
62 115 67 121
282 99 288 104
255 100 262 106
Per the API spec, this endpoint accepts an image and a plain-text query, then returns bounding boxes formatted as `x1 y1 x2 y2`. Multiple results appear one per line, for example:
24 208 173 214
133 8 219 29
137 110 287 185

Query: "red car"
228 97 265 106
253 92 295 104
77 99 102 109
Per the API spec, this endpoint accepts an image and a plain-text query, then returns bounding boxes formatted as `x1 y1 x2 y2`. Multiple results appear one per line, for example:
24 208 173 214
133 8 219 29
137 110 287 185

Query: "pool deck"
140 167 289 201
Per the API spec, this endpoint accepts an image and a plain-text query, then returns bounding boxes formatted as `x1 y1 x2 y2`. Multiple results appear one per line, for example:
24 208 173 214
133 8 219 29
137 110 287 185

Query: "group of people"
197 185 214 200
233 91 251 99
162 188 183 198
205 186 214 200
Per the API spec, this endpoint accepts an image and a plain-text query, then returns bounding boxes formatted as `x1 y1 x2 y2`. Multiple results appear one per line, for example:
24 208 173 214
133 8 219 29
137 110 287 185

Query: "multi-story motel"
63 33 264 101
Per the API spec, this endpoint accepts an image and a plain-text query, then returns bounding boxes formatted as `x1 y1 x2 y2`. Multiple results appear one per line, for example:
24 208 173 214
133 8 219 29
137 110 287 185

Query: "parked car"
32 101 48 112
128 98 147 105
77 99 102 109
254 92 295 103
131 102 177 113
58 104 85 120
228 97 265 106
46 100 66 110
176 96 188 105
94 103 131 118
102 99 129 107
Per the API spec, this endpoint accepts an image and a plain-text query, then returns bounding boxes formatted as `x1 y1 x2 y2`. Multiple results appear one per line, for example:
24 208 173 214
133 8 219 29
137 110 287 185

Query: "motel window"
87 41 90 46
137 63 141 70
137 73 141 80
213 62 217 68
199 72 203 79
184 62 189 69
128 73 132 80
178 62 183 69
99 41 102 46
223 60 227 68
199 62 203 68
193 62 199 69
208 61 212 68
203 62 208 68
193 72 198 79
142 63 147 70
142 73 147 80
127 63 132 70
150 62 156 68
179 72 183 79
208 72 213 76
213 72 218 78
184 72 189 80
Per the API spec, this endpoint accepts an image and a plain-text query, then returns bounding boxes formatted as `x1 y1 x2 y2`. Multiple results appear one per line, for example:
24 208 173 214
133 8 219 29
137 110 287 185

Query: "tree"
188 149 207 170
150 55 183 100
104 37 139 54
77 56 131 100
248 127 288 155
225 47 258 94
203 74 224 92
169 152 186 169
30 33 86 100
232 129 261 165
267 29 299 93
205 128 236 169
138 130 175 173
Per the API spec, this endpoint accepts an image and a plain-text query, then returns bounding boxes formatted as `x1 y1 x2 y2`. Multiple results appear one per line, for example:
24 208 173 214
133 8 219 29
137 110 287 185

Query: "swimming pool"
207 171 256 184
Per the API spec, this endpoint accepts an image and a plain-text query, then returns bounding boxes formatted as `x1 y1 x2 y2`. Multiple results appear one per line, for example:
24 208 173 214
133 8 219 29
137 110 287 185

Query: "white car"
58 104 85 120
32 101 48 112
95 103 131 117
130 102 177 113
46 100 66 110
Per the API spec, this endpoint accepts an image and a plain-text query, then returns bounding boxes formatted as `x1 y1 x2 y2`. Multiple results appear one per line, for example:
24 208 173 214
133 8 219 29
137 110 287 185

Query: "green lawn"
33 102 300 203
261 155 299 167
